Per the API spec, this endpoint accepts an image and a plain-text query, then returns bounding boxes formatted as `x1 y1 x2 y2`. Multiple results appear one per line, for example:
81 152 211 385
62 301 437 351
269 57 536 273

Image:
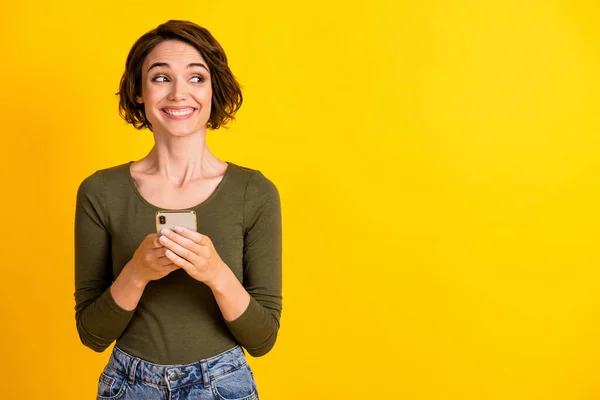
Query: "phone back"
156 210 197 236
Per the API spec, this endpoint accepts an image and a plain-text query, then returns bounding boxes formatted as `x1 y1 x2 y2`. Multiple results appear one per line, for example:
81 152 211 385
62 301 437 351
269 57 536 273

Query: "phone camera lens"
159 216 166 224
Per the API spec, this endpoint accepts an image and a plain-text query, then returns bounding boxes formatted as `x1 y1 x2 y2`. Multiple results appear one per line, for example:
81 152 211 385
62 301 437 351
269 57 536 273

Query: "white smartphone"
156 210 197 237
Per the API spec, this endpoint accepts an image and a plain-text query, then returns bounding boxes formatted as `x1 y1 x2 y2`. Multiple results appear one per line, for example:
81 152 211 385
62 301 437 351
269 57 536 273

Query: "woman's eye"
190 76 204 83
152 75 169 82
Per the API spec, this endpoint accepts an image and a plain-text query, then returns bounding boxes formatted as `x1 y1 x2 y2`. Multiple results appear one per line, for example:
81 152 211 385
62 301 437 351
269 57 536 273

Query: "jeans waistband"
107 345 247 389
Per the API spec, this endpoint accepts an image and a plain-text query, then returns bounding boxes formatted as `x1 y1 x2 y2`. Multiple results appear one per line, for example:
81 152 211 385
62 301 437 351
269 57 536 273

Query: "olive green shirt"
74 161 282 364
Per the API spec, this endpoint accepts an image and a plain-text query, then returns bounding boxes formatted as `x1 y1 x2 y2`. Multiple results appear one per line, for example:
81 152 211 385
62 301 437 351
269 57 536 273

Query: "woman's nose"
168 80 187 101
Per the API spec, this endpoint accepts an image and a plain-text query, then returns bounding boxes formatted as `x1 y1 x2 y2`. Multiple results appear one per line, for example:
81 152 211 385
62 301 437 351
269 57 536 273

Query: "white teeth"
163 108 194 116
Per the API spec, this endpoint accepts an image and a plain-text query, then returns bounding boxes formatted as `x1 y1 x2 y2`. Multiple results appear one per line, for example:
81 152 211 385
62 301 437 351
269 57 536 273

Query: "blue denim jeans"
97 345 259 400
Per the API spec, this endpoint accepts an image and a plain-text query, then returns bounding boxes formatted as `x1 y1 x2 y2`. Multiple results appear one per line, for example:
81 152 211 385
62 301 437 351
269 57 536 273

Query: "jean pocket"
211 364 258 400
97 367 127 399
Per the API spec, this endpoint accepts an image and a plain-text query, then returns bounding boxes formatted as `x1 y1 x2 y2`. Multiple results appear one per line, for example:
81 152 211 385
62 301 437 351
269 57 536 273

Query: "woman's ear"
136 95 143 104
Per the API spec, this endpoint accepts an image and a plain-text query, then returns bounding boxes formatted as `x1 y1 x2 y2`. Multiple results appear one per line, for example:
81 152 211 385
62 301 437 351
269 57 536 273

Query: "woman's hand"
127 233 180 286
110 234 180 311
158 227 227 288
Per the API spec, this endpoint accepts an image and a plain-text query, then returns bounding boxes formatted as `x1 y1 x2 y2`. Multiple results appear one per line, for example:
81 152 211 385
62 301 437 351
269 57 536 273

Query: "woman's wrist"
207 262 236 294
208 262 251 322
110 262 147 311
122 261 149 289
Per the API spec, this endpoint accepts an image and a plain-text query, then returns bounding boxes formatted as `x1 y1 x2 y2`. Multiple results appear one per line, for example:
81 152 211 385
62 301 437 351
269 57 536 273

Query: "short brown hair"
118 20 243 130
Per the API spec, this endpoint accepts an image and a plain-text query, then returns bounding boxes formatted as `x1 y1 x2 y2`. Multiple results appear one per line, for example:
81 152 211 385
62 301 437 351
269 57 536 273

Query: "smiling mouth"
162 107 196 116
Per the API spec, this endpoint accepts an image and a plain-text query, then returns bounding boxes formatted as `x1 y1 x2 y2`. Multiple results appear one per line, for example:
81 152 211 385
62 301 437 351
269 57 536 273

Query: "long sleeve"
74 171 135 352
226 171 283 357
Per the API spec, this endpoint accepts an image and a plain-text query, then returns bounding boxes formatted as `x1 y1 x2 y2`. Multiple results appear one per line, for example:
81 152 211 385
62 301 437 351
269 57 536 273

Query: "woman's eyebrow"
188 63 208 71
148 62 209 72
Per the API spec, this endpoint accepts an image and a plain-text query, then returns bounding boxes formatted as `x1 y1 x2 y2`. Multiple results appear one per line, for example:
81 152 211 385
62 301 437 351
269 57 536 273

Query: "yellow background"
1 0 600 399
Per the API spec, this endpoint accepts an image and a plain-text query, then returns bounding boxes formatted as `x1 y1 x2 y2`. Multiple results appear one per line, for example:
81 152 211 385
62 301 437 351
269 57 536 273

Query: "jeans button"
169 372 178 381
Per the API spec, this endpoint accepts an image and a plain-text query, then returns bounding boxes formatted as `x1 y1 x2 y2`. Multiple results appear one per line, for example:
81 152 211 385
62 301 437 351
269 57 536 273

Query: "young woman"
74 20 282 400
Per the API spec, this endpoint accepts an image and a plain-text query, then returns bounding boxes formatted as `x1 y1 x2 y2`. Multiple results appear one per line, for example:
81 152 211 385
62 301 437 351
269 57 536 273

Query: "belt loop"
128 358 140 384
200 361 210 388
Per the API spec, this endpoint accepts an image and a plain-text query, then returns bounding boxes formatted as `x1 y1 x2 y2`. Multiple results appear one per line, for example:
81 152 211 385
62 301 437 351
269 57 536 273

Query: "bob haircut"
118 20 243 130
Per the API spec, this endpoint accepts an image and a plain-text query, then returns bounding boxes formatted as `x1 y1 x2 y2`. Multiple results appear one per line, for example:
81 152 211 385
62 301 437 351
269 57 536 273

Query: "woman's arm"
222 171 283 357
74 171 136 352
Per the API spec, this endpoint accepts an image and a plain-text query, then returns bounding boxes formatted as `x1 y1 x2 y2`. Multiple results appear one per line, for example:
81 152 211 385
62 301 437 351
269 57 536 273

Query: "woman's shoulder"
227 162 278 192
226 161 257 178
77 161 132 195
226 163 280 211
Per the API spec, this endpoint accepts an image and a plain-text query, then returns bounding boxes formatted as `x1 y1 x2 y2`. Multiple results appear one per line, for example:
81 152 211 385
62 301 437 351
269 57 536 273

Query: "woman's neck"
136 131 225 187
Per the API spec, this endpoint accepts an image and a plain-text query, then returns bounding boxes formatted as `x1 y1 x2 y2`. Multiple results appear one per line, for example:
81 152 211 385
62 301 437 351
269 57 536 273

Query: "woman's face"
137 40 212 137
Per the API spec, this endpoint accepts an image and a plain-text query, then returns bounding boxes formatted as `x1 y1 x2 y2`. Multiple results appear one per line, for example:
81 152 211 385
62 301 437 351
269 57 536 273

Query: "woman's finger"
160 228 202 254
172 226 208 246
165 249 195 270
159 235 198 264
149 246 168 260
156 255 176 267
145 233 163 248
